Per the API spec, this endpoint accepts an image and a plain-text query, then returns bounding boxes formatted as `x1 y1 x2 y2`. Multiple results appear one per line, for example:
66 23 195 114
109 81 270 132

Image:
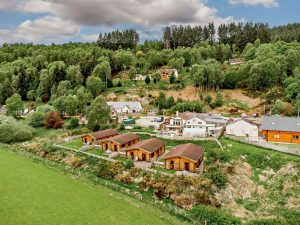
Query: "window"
274 134 280 139
292 135 299 140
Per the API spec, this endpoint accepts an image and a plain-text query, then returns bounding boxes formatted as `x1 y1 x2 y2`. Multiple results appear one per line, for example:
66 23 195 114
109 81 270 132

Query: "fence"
224 135 300 156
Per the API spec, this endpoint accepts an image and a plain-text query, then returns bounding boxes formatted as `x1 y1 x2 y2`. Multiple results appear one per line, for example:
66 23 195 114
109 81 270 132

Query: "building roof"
107 101 142 111
125 138 165 153
261 115 300 132
164 143 204 162
108 132 139 145
85 129 118 140
227 118 258 127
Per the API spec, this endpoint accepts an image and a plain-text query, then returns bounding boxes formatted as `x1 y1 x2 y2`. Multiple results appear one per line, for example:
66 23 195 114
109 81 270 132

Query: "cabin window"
292 135 299 140
121 144 125 148
274 134 280 139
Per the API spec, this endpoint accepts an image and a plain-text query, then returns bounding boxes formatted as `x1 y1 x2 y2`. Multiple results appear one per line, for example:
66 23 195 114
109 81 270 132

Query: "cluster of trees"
163 22 271 51
97 29 139 50
271 23 300 42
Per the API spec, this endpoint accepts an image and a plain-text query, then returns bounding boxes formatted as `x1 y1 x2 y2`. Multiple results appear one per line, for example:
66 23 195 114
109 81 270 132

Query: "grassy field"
0 148 188 225
61 138 83 149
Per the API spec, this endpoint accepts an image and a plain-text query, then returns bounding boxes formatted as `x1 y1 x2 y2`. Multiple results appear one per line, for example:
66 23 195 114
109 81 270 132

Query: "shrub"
0 123 15 143
118 123 125 130
14 128 33 142
44 111 64 129
191 204 241 225
27 111 46 127
205 167 228 188
0 115 16 125
0 122 33 143
69 117 79 129
36 104 55 114
214 92 224 107
124 157 135 170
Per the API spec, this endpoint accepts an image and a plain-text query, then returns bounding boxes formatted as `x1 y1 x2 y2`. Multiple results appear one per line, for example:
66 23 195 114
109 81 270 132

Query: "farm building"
107 101 143 114
261 116 300 144
125 138 165 162
164 143 204 173
82 129 118 145
226 118 259 140
101 132 139 152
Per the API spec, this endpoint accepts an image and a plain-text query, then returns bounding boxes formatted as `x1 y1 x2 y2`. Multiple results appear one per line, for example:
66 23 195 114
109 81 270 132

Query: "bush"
27 111 46 127
14 128 33 142
44 111 64 129
191 204 241 225
124 157 135 170
0 115 16 125
0 122 33 143
0 123 15 143
36 104 55 114
118 123 125 130
205 167 228 188
69 117 79 129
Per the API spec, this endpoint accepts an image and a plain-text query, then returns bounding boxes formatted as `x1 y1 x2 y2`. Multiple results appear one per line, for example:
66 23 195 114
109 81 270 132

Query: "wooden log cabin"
125 138 165 162
164 143 204 173
261 116 300 144
82 129 118 145
101 133 139 152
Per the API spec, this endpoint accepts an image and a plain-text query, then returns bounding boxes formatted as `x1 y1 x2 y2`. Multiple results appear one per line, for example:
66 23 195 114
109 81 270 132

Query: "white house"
107 102 143 115
134 74 147 81
226 119 258 140
164 112 227 137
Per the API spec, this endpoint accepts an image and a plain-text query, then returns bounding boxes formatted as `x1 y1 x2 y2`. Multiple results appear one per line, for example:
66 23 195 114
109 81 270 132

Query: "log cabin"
82 129 118 145
164 143 204 173
261 116 300 144
125 138 165 162
101 133 139 152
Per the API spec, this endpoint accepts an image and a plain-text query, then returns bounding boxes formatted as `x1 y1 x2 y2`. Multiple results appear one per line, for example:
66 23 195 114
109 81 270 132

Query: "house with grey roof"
261 115 300 144
107 101 143 115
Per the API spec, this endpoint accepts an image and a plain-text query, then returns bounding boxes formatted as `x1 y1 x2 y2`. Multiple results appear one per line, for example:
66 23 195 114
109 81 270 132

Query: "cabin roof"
84 129 118 140
108 132 139 145
164 143 204 162
125 138 165 153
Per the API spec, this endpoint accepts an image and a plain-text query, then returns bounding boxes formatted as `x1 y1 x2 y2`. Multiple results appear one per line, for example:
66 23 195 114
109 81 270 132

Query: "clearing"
0 147 187 225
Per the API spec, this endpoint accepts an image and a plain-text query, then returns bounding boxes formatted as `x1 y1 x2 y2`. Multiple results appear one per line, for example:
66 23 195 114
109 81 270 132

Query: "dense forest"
0 23 300 119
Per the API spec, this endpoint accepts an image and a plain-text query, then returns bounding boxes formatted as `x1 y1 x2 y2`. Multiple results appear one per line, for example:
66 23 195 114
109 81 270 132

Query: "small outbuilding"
101 132 139 152
125 138 165 161
226 118 259 140
164 143 204 173
82 129 118 145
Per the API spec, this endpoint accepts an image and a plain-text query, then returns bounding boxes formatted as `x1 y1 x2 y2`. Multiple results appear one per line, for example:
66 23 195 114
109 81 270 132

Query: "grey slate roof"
107 101 142 111
261 116 300 132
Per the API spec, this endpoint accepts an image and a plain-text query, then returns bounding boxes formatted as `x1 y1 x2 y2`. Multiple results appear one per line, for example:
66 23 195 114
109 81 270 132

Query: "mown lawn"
61 138 83 149
152 166 176 174
0 148 187 225
86 148 109 157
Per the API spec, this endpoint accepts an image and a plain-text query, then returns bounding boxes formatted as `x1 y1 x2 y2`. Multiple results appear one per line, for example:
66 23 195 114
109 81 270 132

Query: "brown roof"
164 143 204 162
85 129 118 140
125 138 165 153
108 132 139 145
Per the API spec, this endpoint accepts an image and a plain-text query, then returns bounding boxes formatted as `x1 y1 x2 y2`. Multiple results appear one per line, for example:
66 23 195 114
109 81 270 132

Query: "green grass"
152 166 176 174
0 147 187 225
86 148 109 157
61 138 83 150
33 127 65 138
113 155 127 162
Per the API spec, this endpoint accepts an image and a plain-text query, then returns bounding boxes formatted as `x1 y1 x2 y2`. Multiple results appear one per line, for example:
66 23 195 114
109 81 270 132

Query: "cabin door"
184 162 190 171
142 154 146 161
169 160 174 170
114 145 118 151
130 152 134 159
